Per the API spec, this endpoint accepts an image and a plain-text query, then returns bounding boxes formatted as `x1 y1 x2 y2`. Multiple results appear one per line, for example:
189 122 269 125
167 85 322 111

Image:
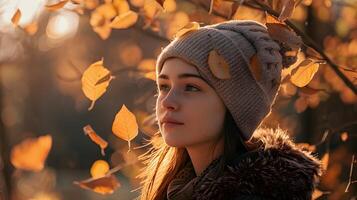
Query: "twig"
345 154 356 192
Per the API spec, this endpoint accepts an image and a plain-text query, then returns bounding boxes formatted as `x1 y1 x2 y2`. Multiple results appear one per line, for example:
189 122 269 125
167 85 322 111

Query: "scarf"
166 156 225 200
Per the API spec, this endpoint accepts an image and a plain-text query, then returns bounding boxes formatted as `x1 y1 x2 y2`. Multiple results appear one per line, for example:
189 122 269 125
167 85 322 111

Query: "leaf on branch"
11 9 21 26
112 104 139 152
81 58 113 110
208 49 231 80
45 0 69 11
290 59 319 87
266 22 302 50
278 0 296 21
174 21 200 38
110 10 138 29
74 174 120 195
83 125 108 156
10 135 52 172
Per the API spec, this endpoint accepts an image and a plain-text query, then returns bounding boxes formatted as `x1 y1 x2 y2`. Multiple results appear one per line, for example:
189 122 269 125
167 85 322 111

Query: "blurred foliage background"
0 0 356 199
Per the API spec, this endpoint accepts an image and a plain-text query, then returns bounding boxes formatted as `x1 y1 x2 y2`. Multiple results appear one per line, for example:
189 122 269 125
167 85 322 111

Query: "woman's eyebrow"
158 73 205 81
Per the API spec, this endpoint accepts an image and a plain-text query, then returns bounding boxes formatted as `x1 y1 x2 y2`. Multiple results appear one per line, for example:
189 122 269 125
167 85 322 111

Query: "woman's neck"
185 136 224 176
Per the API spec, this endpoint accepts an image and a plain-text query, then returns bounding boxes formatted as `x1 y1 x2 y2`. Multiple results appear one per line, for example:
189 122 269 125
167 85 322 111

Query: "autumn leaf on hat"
208 49 231 79
174 21 200 39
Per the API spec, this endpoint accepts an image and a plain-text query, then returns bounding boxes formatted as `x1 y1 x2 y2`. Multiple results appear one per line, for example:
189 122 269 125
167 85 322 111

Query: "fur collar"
191 127 323 200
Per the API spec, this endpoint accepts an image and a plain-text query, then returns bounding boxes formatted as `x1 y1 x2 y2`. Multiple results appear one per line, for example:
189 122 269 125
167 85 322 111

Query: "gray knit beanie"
156 19 296 141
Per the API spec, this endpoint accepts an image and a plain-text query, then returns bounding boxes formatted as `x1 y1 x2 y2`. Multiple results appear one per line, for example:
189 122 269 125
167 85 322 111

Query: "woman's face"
156 57 226 148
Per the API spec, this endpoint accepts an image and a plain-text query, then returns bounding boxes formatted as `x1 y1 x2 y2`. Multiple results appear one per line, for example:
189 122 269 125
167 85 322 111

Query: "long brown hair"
136 109 251 200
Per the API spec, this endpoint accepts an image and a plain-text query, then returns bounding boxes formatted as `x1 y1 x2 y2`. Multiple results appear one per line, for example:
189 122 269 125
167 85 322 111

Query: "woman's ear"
249 54 262 82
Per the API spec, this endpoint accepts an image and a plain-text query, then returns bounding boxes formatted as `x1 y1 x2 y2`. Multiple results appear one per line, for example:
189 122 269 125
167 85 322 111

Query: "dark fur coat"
166 128 323 200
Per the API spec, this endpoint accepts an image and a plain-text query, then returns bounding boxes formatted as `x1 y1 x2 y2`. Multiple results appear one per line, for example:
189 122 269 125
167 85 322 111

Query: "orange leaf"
174 21 200 38
74 175 120 195
290 59 319 87
90 160 110 178
112 104 139 152
83 125 108 156
113 0 130 15
208 49 231 79
81 58 113 110
10 135 52 172
45 0 69 11
110 10 138 29
11 9 21 26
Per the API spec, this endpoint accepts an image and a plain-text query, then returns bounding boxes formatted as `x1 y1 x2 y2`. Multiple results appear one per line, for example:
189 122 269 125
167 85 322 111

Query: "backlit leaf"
208 49 231 79
110 10 138 29
81 58 113 110
90 160 110 178
174 21 200 38
290 59 319 87
45 0 69 11
10 135 52 172
11 9 21 26
83 125 108 156
74 175 120 195
112 104 139 152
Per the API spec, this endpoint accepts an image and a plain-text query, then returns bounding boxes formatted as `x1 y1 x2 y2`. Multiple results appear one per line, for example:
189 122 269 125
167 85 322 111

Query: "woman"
137 20 322 200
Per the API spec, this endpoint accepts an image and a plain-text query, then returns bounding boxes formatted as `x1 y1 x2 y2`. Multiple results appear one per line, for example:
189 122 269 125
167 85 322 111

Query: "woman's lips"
163 122 184 128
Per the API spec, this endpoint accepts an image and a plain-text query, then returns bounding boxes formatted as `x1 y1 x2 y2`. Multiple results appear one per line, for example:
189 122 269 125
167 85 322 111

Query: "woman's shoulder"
194 127 323 200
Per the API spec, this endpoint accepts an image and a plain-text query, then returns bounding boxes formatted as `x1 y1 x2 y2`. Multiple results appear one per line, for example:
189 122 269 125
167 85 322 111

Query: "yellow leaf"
11 9 21 26
81 58 113 110
208 49 231 79
45 0 69 11
83 125 108 155
163 0 176 12
290 59 319 87
112 104 139 151
110 10 138 29
113 0 130 15
174 21 200 38
90 160 110 178
10 135 52 172
74 175 120 195
95 3 117 20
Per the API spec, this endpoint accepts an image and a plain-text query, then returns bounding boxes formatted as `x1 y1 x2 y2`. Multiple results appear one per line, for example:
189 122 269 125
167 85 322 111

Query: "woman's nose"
161 89 180 111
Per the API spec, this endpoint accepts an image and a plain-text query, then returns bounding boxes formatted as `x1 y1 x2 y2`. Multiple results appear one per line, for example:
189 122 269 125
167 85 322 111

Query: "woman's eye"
158 84 200 92
186 84 200 92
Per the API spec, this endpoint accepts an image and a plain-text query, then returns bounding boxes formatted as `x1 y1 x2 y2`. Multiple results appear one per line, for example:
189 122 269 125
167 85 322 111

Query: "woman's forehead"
160 58 200 76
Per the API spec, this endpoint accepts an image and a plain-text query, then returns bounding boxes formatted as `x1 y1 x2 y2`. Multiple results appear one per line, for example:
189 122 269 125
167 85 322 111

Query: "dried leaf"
96 3 117 20
10 135 52 172
249 54 262 81
278 0 296 21
81 58 113 110
113 0 130 15
11 9 21 26
112 104 139 151
174 21 200 38
110 10 138 29
74 175 120 195
290 59 319 87
266 22 302 50
208 49 231 79
90 160 110 178
83 125 108 155
45 0 69 11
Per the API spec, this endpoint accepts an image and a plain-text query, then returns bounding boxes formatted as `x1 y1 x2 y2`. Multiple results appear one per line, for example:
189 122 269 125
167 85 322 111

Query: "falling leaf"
112 104 139 151
10 135 52 172
91 160 110 178
113 0 130 15
110 10 138 29
208 49 231 79
278 0 296 21
83 125 108 155
340 131 349 142
81 58 113 110
11 9 21 26
321 152 329 171
174 21 200 38
290 59 319 87
249 54 262 81
45 0 69 11
95 3 117 20
74 175 120 195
